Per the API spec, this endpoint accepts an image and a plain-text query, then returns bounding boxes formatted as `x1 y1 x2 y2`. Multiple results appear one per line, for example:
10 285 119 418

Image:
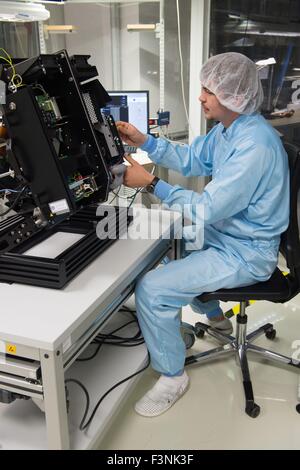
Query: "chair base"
184 302 300 418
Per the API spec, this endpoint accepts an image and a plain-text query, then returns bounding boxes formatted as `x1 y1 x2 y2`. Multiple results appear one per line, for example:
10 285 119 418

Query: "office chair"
184 141 300 418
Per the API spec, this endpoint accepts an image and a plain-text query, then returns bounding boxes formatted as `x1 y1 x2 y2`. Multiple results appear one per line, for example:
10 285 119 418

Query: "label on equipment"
0 80 5 104
48 199 70 215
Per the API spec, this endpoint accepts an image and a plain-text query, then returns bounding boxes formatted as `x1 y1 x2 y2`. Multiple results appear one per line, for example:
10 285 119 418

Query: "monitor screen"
102 90 149 135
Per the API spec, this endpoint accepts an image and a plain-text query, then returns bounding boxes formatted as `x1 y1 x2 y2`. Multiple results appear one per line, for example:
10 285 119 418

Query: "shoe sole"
134 381 190 418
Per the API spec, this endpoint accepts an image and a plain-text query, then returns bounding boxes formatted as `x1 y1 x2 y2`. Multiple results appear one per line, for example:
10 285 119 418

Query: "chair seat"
198 268 291 303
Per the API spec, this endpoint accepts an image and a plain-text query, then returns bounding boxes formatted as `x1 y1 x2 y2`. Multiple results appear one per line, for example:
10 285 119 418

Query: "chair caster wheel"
195 323 205 338
265 328 276 340
246 403 260 418
296 403 300 414
182 332 195 350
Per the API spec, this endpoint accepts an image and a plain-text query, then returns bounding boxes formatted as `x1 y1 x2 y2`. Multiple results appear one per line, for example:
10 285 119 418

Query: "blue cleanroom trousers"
135 245 260 376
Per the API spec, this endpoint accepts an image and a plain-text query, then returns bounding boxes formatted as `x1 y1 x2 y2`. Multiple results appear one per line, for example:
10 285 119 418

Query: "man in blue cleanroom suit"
117 52 289 417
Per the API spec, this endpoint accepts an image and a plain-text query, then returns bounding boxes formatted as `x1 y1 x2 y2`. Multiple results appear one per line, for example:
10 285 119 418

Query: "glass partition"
0 22 40 58
210 0 300 114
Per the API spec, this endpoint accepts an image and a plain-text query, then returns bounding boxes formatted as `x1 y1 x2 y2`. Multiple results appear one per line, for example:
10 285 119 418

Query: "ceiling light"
246 30 300 37
0 1 50 22
31 1 64 4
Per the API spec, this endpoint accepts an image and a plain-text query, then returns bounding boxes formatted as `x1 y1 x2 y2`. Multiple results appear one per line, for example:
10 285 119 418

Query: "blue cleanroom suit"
135 113 290 376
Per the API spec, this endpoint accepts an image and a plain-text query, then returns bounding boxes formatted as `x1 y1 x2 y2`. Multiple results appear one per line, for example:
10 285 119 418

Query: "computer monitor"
102 90 149 135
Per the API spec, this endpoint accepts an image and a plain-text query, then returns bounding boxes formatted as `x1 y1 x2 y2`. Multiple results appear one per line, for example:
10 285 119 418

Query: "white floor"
96 297 300 450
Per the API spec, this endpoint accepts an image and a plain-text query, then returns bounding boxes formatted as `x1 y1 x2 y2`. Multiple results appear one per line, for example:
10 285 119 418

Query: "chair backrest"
280 141 300 295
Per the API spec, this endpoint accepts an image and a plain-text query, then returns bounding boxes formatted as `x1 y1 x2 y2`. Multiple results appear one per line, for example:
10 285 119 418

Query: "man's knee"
135 269 164 309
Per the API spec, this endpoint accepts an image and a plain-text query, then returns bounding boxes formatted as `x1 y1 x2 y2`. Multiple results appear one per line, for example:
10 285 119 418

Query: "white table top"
0 208 180 351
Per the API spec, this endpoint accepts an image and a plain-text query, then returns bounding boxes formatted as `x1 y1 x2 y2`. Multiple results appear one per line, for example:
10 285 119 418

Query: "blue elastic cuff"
140 134 157 154
163 370 184 377
154 179 173 200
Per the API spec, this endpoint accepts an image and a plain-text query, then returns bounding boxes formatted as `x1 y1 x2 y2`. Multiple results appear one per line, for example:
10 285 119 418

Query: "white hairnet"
200 52 264 114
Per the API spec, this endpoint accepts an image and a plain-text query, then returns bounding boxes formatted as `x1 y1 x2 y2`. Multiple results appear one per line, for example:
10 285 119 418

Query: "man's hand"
116 121 147 147
123 155 155 188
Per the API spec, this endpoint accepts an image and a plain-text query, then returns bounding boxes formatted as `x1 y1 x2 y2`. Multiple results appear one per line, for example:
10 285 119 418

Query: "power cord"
66 309 150 431
80 352 150 431
0 48 23 90
65 379 90 430
77 309 144 362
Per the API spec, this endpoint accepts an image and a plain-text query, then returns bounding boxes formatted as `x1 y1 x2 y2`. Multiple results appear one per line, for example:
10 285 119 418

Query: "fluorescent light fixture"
31 1 65 4
246 30 300 37
0 1 50 22
127 24 156 32
67 0 159 3
256 57 276 66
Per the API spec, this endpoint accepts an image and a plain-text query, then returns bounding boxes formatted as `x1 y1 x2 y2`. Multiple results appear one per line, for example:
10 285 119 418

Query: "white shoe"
134 371 189 417
208 317 233 335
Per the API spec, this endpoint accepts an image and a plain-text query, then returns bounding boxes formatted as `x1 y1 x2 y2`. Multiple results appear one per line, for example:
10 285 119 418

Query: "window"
210 0 300 112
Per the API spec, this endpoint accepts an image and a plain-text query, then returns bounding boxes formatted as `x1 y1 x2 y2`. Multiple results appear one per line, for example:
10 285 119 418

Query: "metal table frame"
0 211 181 449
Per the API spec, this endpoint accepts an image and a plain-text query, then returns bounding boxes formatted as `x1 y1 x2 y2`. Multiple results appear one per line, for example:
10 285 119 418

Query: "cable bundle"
66 308 150 431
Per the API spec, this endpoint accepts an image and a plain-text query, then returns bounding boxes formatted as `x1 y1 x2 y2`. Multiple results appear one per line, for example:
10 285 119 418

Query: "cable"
176 0 194 139
0 48 22 90
128 162 157 209
67 311 150 431
65 379 90 430
77 310 143 362
0 184 28 216
32 84 48 97
76 342 103 362
80 351 150 431
108 185 121 204
127 187 143 209
91 314 143 346
111 188 133 201
95 323 144 346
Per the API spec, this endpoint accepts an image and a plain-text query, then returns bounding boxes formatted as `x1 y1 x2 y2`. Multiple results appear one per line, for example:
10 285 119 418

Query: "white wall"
44 4 67 53
64 3 113 88
60 0 191 135
137 3 160 120
120 4 141 90
163 0 191 135
60 1 194 191
138 0 191 134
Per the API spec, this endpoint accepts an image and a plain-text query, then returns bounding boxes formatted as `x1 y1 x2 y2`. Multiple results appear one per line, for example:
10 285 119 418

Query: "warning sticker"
6 344 17 354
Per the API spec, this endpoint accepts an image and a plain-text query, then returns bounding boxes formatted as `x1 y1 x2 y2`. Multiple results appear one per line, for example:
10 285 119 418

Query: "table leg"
40 347 70 450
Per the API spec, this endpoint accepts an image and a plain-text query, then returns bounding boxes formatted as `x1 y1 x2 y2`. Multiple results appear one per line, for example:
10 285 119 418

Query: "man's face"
199 86 229 121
